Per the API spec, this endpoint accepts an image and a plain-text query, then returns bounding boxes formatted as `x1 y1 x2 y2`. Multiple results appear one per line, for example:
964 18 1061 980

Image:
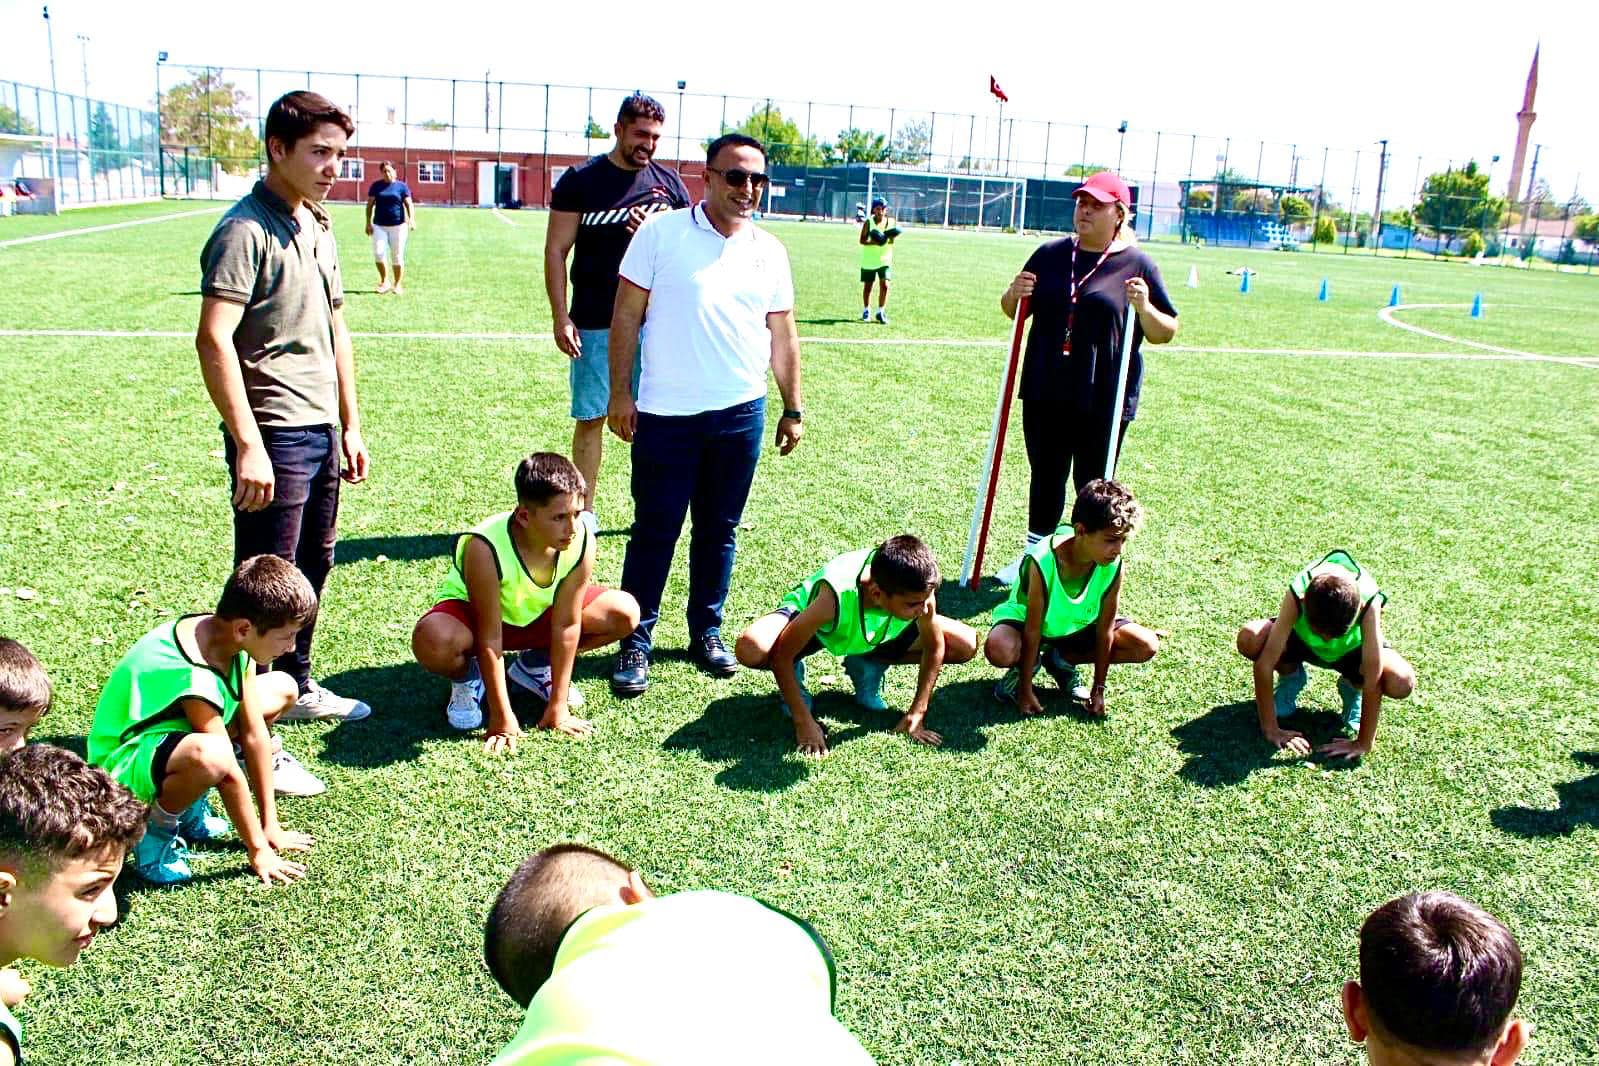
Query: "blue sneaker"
1338 676 1363 733
132 824 192 885
842 655 890 712
446 658 485 731
992 660 1043 705
177 798 231 843
1274 668 1307 720
779 659 814 719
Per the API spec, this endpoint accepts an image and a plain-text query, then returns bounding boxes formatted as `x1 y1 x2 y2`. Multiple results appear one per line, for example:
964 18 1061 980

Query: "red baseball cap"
1073 171 1131 205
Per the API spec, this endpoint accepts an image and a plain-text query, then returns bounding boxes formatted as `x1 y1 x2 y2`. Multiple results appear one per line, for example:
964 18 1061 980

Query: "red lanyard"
1066 237 1114 337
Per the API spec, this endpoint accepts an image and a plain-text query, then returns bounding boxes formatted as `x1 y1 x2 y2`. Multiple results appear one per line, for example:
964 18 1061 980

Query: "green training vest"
779 547 914 657
1289 549 1385 661
435 512 588 627
860 214 895 269
490 891 874 1065
87 616 248 770
992 534 1121 639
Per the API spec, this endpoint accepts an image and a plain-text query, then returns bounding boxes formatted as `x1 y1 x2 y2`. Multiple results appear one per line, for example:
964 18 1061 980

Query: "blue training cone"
1317 278 1329 302
1239 269 1251 294
1388 284 1401 307
1470 292 1483 318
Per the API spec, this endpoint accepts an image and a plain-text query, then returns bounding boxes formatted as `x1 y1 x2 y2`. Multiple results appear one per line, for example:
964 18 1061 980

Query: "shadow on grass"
664 677 994 792
314 662 457 767
1491 752 1599 838
338 533 455 564
936 578 1008 623
795 317 866 326
1172 701 1362 787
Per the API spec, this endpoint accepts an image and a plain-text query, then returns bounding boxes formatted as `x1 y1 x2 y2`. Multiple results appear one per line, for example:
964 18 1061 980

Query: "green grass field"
1 201 1596 1065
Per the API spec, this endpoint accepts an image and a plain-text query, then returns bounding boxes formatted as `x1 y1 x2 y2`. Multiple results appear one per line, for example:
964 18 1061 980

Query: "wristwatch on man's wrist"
782 408 803 422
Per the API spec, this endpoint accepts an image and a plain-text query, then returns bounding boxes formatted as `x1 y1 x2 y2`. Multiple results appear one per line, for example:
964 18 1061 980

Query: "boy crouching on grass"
0 745 147 1066
411 453 639 753
1343 891 1529 1066
735 535 976 756
0 640 51 754
1236 549 1415 760
984 479 1159 717
88 555 318 886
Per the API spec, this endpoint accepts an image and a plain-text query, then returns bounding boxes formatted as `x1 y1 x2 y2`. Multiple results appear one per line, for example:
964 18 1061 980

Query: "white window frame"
417 161 446 184
339 158 365 181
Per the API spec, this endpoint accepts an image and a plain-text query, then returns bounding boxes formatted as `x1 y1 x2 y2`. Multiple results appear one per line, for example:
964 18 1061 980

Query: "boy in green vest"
88 554 319 886
0 745 147 1066
983 479 1160 717
0 639 50 754
858 196 899 324
1236 549 1415 759
411 453 640 753
734 534 976 756
483 843 877 1064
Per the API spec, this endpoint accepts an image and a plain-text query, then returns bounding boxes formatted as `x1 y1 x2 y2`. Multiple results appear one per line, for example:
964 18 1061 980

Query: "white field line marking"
2 328 1595 368
0 207 223 249
1377 302 1547 359
490 207 518 226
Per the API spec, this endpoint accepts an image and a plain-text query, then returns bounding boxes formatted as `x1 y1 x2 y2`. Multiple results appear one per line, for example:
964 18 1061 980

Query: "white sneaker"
283 680 372 722
446 677 485 731
994 552 1026 587
271 746 326 797
506 655 585 707
860 308 871 321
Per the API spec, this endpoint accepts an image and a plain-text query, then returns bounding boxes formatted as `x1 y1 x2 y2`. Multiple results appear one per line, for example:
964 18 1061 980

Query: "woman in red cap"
993 171 1179 586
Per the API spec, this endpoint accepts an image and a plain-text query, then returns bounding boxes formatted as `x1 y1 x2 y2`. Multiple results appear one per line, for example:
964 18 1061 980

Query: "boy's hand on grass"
537 706 592 737
1318 737 1372 761
894 715 943 747
1016 686 1045 717
484 721 522 755
0 967 29 1008
1266 727 1312 756
1084 686 1107 718
265 825 314 853
249 847 307 886
794 716 828 758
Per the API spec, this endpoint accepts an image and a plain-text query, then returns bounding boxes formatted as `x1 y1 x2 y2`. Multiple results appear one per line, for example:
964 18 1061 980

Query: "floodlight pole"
675 80 686 174
1371 139 1389 252
76 34 90 99
155 53 165 196
43 5 62 212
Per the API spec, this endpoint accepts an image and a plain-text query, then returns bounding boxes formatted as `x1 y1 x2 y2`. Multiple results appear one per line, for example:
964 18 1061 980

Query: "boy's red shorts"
422 586 608 653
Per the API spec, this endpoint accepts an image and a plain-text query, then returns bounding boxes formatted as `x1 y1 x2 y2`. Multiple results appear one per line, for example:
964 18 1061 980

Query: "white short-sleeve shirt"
617 202 795 417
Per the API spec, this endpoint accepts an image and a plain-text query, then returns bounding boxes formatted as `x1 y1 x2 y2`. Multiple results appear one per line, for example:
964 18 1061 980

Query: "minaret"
1506 44 1538 206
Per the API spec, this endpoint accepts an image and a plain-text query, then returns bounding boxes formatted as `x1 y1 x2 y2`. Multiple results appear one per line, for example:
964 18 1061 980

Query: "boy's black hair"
871 535 939 597
484 844 635 1008
216 554 318 632
264 91 354 157
617 93 666 126
706 133 766 168
1360 891 1523 1057
0 745 147 881
1070 479 1142 535
515 452 587 508
1303 572 1361 637
0 638 50 718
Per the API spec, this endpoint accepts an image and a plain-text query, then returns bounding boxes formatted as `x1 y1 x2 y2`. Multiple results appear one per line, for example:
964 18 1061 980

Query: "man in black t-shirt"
544 94 691 522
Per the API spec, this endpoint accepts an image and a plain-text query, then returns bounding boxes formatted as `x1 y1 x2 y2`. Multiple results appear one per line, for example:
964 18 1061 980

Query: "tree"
708 103 824 166
1461 231 1485 258
584 117 607 139
1065 163 1109 178
0 104 39 136
1573 215 1599 242
87 103 119 174
1414 160 1504 236
1312 216 1336 244
1279 194 1312 220
417 118 450 132
889 119 930 166
824 127 890 166
1231 187 1275 214
1186 187 1214 209
161 69 262 175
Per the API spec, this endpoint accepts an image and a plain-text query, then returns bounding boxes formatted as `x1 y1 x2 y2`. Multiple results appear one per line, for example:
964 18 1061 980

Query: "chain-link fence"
1 80 161 209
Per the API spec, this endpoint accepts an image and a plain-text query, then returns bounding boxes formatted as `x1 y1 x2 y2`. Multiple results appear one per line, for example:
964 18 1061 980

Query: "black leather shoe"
611 645 650 697
693 630 739 678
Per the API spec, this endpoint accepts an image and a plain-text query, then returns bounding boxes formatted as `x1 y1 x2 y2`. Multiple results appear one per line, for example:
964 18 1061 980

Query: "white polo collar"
691 201 756 242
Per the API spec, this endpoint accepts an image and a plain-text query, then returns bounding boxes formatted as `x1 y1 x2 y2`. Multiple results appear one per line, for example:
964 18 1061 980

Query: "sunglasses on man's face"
708 167 769 190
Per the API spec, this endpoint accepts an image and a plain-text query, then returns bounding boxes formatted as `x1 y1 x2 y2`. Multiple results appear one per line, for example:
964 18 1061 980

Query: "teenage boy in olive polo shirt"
196 90 373 734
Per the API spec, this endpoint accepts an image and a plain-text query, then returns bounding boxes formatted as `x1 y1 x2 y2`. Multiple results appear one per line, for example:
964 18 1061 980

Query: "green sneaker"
177 797 231 843
992 660 1043 704
1274 668 1307 720
1041 647 1091 701
132 824 192 885
1338 676 1363 733
842 655 890 712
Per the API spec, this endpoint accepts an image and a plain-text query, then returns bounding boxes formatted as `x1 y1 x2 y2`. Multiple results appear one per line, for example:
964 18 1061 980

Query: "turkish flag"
989 76 1008 103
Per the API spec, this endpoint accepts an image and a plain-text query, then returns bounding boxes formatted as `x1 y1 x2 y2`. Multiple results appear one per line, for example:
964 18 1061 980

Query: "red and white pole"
960 296 1028 588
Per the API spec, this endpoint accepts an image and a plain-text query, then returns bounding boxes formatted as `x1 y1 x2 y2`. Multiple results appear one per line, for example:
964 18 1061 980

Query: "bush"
1187 188 1213 209
1312 216 1336 244
1279 194 1312 220
1461 231 1485 258
1356 229 1368 248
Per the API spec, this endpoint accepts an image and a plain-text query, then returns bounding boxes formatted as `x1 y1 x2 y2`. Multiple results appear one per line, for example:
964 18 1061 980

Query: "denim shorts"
570 328 642 421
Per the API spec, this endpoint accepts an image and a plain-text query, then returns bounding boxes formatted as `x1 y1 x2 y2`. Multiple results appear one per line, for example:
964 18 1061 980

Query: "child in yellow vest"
1236 549 1416 760
983 479 1159 717
858 197 899 323
411 453 640 752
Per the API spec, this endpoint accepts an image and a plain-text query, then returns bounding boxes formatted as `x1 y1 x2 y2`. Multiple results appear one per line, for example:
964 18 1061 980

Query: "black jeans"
1020 398 1128 536
224 425 340 691
620 398 765 653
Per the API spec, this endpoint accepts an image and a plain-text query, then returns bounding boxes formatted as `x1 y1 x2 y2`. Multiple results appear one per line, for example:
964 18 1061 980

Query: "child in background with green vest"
88 555 318 886
0 745 147 1066
735 535 977 756
1236 549 1416 760
483 843 877 1065
983 479 1160 718
858 196 899 324
411 453 640 753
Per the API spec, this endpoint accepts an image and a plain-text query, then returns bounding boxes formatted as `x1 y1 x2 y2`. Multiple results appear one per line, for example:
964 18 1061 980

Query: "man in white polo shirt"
605 133 804 695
